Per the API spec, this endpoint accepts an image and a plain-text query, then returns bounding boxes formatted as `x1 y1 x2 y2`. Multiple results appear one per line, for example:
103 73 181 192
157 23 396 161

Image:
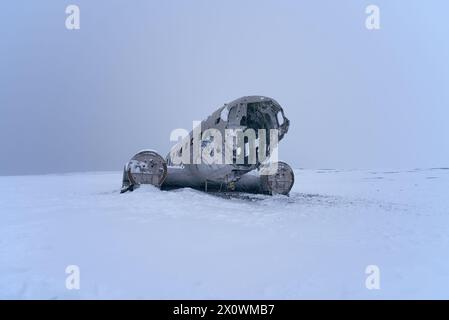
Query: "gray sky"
1 0 448 175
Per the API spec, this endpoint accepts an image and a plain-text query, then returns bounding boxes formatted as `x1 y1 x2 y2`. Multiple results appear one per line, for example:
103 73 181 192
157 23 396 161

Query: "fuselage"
165 96 290 187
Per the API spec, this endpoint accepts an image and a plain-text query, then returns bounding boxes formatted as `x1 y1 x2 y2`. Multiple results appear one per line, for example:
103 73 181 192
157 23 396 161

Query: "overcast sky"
1 0 448 175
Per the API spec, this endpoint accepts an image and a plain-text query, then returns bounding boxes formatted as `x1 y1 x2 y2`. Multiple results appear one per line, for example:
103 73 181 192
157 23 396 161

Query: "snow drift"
1 168 448 299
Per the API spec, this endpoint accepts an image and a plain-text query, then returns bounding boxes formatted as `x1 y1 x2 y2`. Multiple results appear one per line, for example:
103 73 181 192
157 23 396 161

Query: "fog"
1 0 448 175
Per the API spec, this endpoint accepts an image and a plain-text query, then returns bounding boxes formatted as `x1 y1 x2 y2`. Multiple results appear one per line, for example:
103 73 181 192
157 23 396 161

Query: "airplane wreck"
121 96 294 195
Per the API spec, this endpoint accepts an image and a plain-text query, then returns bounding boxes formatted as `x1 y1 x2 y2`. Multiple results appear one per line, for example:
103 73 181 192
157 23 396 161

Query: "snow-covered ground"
1 168 448 299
